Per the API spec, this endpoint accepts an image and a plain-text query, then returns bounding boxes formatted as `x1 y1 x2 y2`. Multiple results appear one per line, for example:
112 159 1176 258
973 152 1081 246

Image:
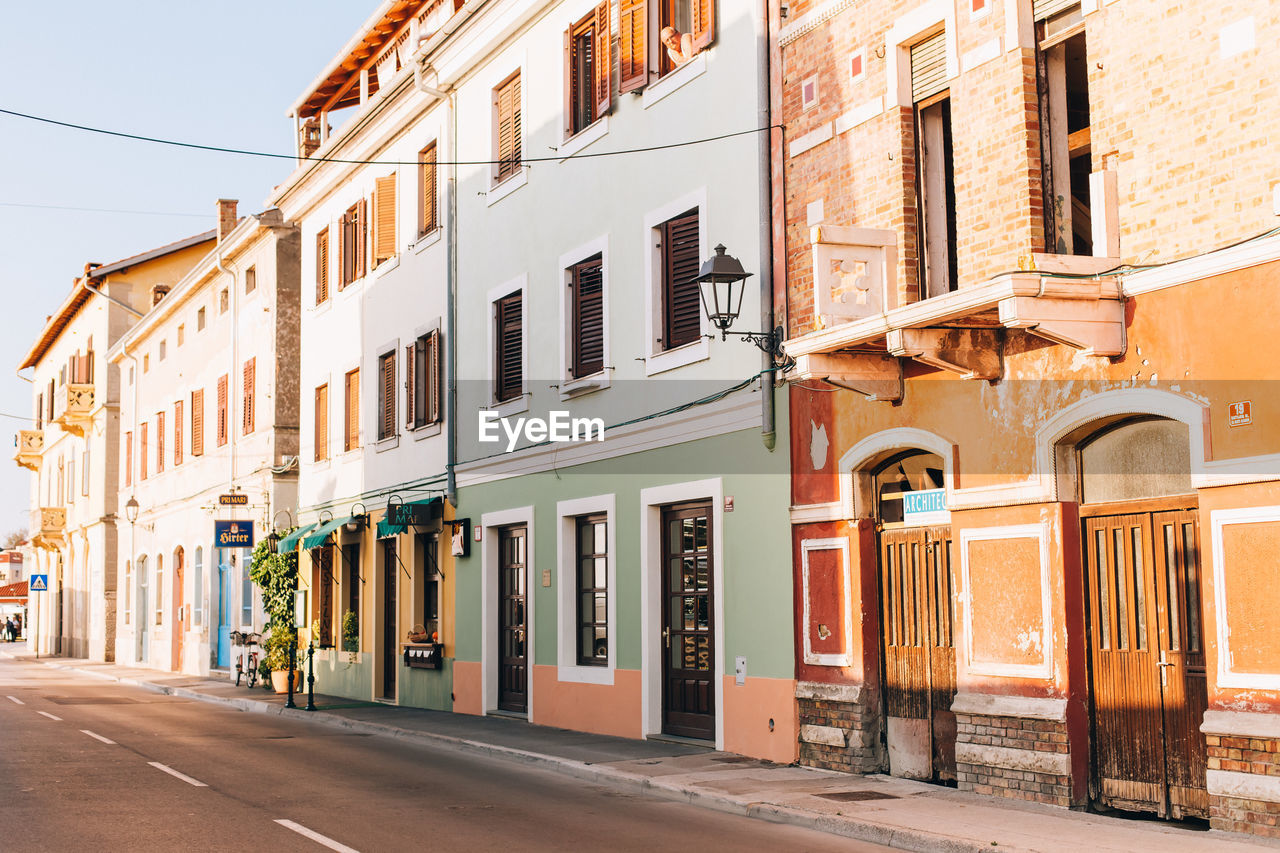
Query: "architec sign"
214 520 254 549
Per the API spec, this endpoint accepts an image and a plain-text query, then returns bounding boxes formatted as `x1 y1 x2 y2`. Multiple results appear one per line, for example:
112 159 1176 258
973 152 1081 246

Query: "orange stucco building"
774 0 1280 837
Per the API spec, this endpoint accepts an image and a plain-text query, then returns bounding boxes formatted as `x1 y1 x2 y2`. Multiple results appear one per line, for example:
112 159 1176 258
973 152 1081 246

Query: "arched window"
874 450 945 527
193 547 204 626
155 554 164 626
1079 417 1192 505
124 560 133 625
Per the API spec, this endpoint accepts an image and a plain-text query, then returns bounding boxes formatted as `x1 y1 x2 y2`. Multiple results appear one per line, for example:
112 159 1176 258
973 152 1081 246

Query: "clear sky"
0 2 375 539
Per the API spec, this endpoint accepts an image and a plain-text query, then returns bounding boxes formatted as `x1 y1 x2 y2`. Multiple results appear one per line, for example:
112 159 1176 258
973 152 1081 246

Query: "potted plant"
341 609 359 660
262 626 303 694
249 535 302 694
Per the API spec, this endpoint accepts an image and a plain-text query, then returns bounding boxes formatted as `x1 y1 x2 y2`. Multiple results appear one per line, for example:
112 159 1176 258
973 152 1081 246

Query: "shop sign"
218 493 249 506
903 488 949 526
214 520 254 549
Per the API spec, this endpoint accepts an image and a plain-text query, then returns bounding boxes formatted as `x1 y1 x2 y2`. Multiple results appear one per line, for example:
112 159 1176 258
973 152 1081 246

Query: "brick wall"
1207 733 1280 837
954 711 1075 807
796 683 884 773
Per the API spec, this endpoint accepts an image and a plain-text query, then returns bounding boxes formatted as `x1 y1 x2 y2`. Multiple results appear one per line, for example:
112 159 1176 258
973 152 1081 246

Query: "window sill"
412 228 443 254
372 255 401 279
489 393 530 419
556 664 614 686
374 435 400 453
558 116 609 161
487 168 528 207
645 337 711 376
412 421 443 441
642 52 708 110
309 458 332 472
559 370 611 401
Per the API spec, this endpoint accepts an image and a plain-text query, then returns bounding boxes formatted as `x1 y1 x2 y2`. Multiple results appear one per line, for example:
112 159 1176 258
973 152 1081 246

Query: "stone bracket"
998 295 1126 357
886 328 1003 380
791 352 903 402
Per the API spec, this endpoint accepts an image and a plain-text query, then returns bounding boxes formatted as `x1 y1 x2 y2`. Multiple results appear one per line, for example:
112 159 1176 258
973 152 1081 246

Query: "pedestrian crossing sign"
29 574 48 592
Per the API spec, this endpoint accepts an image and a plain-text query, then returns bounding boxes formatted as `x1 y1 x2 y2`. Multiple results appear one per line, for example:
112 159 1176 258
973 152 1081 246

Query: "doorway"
136 555 149 664
661 502 715 740
172 548 185 672
381 539 398 700
497 525 528 714
216 558 230 669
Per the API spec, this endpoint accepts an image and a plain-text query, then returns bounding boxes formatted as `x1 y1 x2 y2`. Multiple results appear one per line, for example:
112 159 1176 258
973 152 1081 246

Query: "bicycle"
232 631 261 687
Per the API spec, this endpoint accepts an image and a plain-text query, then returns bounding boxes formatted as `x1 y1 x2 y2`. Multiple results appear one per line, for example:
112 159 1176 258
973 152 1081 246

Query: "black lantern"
692 244 793 370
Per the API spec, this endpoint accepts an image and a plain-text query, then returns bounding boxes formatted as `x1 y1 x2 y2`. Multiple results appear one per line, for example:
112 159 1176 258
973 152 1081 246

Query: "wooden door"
382 540 397 699
1083 509 1207 818
879 526 956 781
661 503 715 740
172 549 185 672
498 526 528 713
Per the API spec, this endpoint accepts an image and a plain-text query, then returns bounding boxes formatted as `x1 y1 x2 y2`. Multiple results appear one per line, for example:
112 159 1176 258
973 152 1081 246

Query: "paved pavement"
3 648 1272 852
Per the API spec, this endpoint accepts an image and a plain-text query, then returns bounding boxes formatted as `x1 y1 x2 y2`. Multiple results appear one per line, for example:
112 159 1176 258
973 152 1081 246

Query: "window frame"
377 349 397 442
216 374 229 447
343 368 361 452
558 235 611 395
564 5 611 140
642 189 710 375
315 228 330 306
492 70 524 187
575 514 609 667
339 200 367 289
493 290 524 406
314 383 330 462
191 389 205 457
556 494 616 684
418 142 439 237
407 328 443 430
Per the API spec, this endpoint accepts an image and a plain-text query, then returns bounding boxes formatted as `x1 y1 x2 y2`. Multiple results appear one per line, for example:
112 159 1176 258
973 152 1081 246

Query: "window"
143 354 150 373
648 0 717 80
155 554 164 626
340 201 367 288
315 229 330 305
658 209 701 350
241 560 253 626
493 72 522 184
619 0 648 92
140 422 148 481
125 431 133 486
570 255 605 377
244 265 256 294
373 174 397 266
419 144 438 236
911 31 957 298
177 324 185 346
67 458 74 504
801 75 819 111
82 447 90 497
406 331 442 429
35 393 42 430
156 411 165 475
242 358 255 435
566 5 611 137
124 560 132 625
314 384 330 461
197 307 206 331
1036 3 1092 255
174 400 184 467
216 374 229 447
850 49 866 81
193 547 203 626
312 546 336 647
158 340 167 361
494 292 523 402
576 514 608 666
377 351 396 441
343 369 360 452
191 389 205 457
219 288 229 314
343 543 360 647
418 532 440 640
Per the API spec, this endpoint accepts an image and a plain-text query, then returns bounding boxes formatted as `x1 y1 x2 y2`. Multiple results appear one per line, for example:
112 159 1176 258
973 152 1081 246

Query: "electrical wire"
0 202 207 218
0 107 781 168
0 412 35 422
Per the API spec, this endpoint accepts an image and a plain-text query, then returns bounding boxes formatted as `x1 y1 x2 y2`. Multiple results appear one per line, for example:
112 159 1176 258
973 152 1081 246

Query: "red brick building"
773 0 1280 837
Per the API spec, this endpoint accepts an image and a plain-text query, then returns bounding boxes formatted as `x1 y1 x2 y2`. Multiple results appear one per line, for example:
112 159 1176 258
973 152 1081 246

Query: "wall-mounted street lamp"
694 245 794 371
125 496 140 525
345 503 368 534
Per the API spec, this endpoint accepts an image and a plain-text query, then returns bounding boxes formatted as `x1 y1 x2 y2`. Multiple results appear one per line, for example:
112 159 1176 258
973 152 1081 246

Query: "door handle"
1157 661 1174 667
662 627 670 648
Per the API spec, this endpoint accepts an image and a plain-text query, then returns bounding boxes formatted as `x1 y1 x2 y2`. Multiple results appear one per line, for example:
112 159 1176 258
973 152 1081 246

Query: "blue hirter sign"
29 574 48 592
902 488 949 526
214 520 254 549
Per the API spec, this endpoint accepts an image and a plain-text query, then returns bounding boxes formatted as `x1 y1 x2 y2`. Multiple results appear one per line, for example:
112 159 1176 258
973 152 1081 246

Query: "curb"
16 654 1001 853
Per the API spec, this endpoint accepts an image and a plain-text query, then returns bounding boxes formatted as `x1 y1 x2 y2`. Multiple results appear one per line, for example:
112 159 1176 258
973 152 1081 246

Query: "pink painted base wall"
723 675 799 764
532 666 643 738
452 660 483 715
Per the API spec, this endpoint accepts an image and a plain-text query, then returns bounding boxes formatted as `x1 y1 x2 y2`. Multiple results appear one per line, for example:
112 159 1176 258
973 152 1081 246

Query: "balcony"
784 226 1125 401
13 430 43 471
32 507 66 551
52 383 94 436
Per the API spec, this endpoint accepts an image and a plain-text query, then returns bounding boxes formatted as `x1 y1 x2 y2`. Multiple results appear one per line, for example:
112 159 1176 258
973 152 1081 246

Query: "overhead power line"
0 107 781 167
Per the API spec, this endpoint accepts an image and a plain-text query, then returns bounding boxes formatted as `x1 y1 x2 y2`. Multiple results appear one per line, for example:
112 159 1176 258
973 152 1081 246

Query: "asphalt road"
0 658 886 852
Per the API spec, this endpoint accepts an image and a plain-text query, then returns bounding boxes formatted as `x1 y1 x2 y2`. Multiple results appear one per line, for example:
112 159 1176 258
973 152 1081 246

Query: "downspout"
756 0 776 450
215 246 237 489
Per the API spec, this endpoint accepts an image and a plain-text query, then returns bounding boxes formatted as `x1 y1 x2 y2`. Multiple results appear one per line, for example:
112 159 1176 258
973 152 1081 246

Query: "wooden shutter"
35 393 42 430
619 0 648 93
339 210 350 289
314 384 329 461
379 352 396 440
217 374 228 446
495 73 522 182
1034 0 1079 20
405 343 416 429
191 389 204 457
344 369 360 451
356 198 368 280
495 293 523 402
595 1 612 117
692 0 716 50
374 174 397 265
910 31 948 102
156 412 165 473
661 211 702 349
427 331 441 424
316 229 329 304
140 421 148 480
174 400 184 466
125 430 132 486
420 144 438 235
572 257 605 377
242 358 255 435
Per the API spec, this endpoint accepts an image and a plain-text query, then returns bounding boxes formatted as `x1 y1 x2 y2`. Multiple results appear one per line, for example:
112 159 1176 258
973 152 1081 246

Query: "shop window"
576 515 608 666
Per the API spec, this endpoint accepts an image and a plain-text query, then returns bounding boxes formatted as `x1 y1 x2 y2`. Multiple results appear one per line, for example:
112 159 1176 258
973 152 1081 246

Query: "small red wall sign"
1228 400 1252 427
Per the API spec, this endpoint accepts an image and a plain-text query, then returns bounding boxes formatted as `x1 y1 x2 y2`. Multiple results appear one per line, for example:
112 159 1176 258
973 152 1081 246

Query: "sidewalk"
4 649 1270 852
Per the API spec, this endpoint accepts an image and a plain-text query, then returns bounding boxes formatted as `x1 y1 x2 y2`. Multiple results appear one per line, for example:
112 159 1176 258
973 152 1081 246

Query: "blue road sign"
29 574 48 592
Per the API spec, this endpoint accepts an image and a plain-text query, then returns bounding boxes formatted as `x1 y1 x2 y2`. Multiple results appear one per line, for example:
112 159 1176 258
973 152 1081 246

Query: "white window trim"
1211 506 1280 691
489 54 529 193
557 235 611 397
642 51 708 110
558 115 610 161
800 538 855 666
486 168 528 207
970 0 992 21
487 275 529 408
849 48 867 82
958 523 1054 680
885 0 960 108
801 75 820 111
643 187 710 376
480 506 536 716
375 341 399 443
556 494 617 684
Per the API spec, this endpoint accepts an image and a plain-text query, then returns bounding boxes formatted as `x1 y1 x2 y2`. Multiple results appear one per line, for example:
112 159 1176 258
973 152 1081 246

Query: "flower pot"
270 669 305 694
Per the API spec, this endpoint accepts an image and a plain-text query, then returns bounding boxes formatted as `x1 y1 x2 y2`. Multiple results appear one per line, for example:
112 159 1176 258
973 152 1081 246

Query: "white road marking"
148 761 208 787
7 695 24 704
81 729 117 744
274 820 361 853
37 711 62 721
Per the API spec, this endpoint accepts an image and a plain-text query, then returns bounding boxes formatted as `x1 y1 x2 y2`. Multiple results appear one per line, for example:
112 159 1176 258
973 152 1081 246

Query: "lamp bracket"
719 325 795 371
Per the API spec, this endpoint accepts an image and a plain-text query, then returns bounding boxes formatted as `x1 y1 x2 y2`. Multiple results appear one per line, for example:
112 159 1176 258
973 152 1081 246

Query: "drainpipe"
414 63 458 507
214 244 237 490
756 0 776 450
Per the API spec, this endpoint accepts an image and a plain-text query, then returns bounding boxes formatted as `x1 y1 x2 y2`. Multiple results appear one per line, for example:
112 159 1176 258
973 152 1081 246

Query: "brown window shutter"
419 144 438 235
35 393 42 430
595 1 612 117
156 412 165 474
572 256 605 377
125 430 132 486
428 331 441 424
379 352 395 440
619 0 648 93
140 421 148 480
316 230 329 304
662 210 702 349
356 198 368 280
692 0 716 50
174 400 184 466
191 389 204 457
495 293 523 402
314 384 329 462
344 369 360 451
495 73 522 182
243 358 256 435
404 343 416 429
217 374 229 446
338 212 350 289
374 174 397 265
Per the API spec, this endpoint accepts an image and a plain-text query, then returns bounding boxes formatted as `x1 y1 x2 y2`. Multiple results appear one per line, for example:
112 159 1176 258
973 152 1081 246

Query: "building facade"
777 0 1280 838
16 231 215 660
109 202 301 674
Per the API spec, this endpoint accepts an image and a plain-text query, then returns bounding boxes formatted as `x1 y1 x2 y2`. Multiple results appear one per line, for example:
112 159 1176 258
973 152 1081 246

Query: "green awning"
301 517 351 550
377 497 442 539
277 523 317 553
